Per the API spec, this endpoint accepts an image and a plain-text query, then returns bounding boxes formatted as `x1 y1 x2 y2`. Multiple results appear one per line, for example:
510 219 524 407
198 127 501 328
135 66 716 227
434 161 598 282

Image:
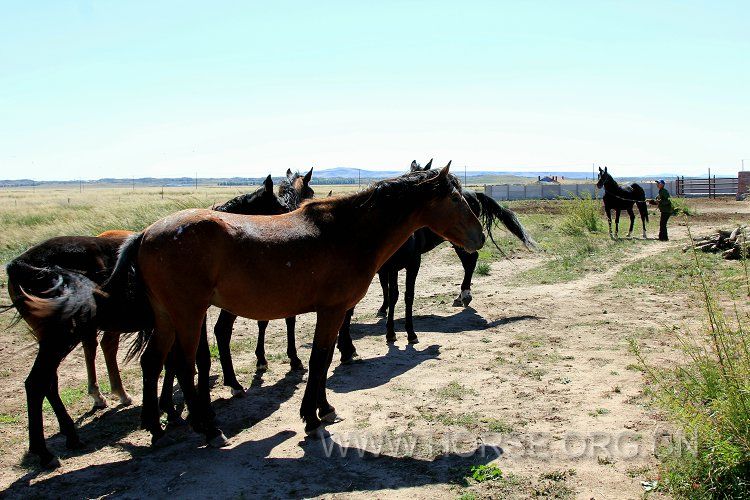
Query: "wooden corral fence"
483 181 676 201
675 176 738 198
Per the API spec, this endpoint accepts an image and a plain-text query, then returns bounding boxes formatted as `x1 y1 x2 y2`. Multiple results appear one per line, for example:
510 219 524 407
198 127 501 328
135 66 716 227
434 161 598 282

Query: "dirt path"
0 232 692 499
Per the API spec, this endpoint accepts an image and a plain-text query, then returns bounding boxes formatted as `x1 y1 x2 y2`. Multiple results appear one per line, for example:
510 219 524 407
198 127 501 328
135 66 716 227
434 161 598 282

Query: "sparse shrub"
671 197 695 216
469 464 503 482
632 238 750 497
476 261 491 276
560 193 604 235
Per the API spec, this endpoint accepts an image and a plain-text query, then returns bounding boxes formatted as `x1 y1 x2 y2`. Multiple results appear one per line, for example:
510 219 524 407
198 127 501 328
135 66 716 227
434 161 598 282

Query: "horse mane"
213 184 266 213
279 172 303 210
301 169 459 216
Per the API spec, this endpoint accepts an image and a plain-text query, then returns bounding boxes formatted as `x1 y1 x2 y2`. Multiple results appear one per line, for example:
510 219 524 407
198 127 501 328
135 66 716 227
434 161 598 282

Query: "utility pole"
358 168 361 189
195 171 198 190
592 163 595 181
464 165 467 186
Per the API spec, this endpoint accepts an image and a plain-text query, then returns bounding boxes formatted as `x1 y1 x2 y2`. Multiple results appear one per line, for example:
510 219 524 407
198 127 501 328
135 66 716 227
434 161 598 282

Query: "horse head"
420 161 484 253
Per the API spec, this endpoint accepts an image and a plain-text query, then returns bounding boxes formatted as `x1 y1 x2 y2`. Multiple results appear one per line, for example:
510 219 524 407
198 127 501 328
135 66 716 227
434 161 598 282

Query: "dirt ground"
0 198 748 499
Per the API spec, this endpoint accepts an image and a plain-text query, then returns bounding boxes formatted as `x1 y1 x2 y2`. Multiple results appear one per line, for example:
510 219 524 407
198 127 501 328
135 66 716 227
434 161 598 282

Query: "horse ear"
304 167 313 184
598 167 603 173
286 168 293 180
604 166 608 173
438 161 451 178
263 174 273 192
327 190 333 197
424 158 433 170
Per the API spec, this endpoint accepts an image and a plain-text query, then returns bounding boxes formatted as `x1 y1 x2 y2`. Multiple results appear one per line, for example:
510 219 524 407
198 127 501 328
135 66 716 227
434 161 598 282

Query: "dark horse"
2 234 155 468
92 165 483 443
211 168 314 396
336 161 535 361
596 166 649 239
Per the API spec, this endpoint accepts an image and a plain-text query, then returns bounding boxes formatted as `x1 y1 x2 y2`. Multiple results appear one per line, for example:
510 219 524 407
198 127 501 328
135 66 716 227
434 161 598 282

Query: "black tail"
101 232 144 298
630 183 649 223
474 192 537 251
4 259 98 341
124 329 152 363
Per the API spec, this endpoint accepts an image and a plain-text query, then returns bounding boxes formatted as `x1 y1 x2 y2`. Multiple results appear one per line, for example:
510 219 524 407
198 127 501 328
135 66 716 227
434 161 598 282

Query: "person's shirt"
656 187 673 213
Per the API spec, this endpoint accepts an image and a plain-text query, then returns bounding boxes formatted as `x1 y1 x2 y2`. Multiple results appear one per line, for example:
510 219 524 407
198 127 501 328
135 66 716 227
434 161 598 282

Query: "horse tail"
474 192 537 251
631 183 649 223
100 232 144 299
3 259 97 341
124 329 153 363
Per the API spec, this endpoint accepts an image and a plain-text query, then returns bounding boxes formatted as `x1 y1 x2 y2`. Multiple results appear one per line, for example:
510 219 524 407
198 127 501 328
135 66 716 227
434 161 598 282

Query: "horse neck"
308 192 432 273
603 177 619 192
416 227 446 254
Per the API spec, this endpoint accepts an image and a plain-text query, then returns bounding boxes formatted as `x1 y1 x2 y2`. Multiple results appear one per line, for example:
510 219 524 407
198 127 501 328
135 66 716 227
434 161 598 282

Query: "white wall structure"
484 181 676 201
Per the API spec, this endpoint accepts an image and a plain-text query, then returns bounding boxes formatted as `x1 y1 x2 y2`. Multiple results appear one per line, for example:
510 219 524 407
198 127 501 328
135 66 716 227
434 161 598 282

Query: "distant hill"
0 168 685 188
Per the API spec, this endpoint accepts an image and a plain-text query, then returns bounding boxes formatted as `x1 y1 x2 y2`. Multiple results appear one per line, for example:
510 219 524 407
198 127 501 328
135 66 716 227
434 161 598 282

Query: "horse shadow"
4 429 502 498
328 343 440 393
348 307 539 338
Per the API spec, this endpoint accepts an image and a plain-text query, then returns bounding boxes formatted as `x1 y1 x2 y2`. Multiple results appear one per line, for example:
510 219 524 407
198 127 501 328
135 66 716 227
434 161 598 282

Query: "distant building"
537 175 561 183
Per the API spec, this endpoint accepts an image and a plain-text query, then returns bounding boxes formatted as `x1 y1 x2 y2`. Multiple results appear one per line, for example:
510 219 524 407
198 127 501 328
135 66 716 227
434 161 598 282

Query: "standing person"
653 179 673 241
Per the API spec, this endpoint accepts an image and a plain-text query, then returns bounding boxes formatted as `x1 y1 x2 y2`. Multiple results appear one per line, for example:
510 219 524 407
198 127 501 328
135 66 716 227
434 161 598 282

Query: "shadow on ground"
4 428 501 498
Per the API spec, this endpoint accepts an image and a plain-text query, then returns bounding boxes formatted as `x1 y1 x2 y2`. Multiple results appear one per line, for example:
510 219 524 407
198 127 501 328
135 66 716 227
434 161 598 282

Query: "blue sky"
1 1 748 180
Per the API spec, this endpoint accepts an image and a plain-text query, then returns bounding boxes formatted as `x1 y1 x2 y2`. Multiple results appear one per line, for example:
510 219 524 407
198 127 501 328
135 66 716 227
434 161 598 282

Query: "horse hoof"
461 297 472 307
407 337 419 345
151 433 177 448
305 426 330 439
256 363 268 372
375 310 387 318
386 335 396 344
452 298 463 307
208 432 229 448
117 393 133 406
290 359 305 371
166 410 187 426
230 387 247 398
41 455 61 470
341 352 360 365
91 397 108 410
65 436 85 450
319 408 337 423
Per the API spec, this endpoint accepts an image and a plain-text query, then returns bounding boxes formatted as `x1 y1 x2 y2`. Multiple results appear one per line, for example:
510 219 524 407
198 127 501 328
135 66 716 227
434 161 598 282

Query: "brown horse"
3 233 155 468
101 164 484 442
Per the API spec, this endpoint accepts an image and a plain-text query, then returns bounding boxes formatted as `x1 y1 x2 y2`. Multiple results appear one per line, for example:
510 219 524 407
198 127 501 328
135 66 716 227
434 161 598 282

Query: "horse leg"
26 341 71 468
285 316 304 370
336 308 358 363
172 324 227 447
606 207 613 239
626 207 635 238
100 332 132 406
300 309 346 436
453 247 477 307
196 317 214 420
385 270 399 343
255 320 269 371
214 309 244 395
47 372 83 450
376 271 388 317
404 255 421 344
141 317 175 445
82 336 107 409
159 349 185 425
614 210 621 239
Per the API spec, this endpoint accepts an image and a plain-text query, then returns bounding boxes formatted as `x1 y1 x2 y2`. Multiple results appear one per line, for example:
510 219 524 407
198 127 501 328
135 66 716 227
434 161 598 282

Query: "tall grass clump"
671 197 695 216
633 230 750 497
560 193 603 235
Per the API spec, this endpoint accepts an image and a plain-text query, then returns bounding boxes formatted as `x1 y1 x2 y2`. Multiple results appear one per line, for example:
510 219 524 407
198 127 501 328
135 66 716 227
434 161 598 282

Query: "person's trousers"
659 211 671 241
